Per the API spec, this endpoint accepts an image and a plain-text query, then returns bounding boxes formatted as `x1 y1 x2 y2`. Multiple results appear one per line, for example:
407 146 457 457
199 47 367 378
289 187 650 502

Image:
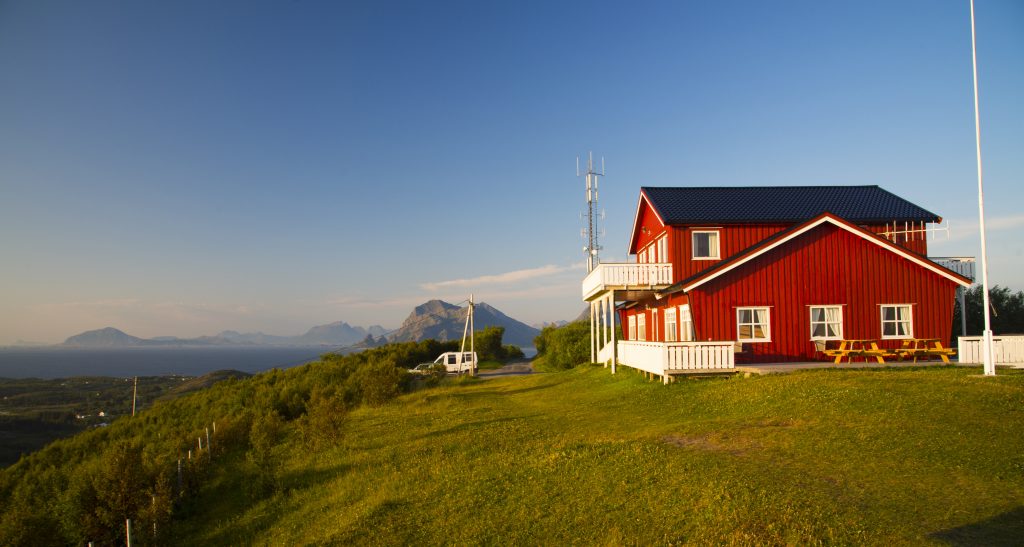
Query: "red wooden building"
582 186 973 379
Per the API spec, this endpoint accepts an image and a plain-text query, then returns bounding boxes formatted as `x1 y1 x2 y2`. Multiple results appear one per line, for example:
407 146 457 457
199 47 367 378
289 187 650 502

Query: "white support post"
610 294 617 374
590 302 596 363
605 294 613 366
602 298 608 356
959 287 967 337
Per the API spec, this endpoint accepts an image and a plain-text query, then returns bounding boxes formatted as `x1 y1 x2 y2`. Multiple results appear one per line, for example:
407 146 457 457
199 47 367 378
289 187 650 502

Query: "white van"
432 351 477 374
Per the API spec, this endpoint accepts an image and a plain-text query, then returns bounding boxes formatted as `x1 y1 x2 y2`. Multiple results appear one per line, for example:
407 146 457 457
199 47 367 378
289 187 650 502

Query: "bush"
533 321 590 370
298 389 347 450
504 345 525 360
349 359 408 406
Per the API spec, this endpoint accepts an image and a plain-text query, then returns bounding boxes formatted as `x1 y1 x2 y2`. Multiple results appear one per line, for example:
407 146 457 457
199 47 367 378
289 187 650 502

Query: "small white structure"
583 262 735 382
959 336 1024 368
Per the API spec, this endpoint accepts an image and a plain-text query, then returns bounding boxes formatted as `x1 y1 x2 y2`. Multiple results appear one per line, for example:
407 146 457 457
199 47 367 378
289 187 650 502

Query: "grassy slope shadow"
930 506 1024 547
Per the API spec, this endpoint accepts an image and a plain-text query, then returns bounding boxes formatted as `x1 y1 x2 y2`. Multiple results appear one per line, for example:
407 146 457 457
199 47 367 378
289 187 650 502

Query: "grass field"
178 365 1024 545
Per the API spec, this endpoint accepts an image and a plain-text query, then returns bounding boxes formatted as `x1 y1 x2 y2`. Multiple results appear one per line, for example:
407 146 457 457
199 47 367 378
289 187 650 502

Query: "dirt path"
478 360 535 378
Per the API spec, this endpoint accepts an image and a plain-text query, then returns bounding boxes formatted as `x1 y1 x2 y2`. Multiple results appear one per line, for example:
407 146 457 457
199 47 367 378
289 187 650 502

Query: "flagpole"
969 0 995 376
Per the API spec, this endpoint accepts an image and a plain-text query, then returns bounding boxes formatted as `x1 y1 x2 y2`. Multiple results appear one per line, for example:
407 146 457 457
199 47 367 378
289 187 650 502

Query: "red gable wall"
685 222 958 361
630 197 667 257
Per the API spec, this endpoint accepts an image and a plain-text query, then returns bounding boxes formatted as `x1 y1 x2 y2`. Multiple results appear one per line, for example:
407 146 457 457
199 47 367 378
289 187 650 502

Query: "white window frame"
664 307 677 342
637 313 646 341
638 248 646 264
880 304 913 339
692 230 720 260
680 305 694 342
809 305 844 341
657 236 668 263
628 315 636 341
736 307 771 342
651 308 658 341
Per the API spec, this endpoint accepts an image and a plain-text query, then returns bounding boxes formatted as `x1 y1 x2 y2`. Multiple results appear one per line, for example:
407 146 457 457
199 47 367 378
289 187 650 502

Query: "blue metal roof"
641 185 940 224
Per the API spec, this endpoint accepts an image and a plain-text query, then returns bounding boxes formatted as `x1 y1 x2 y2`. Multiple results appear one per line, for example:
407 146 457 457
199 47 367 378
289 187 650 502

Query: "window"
737 307 770 342
651 308 658 341
810 306 843 340
881 305 913 339
664 307 677 342
638 248 647 264
657 236 668 263
637 313 646 341
628 315 636 340
692 230 720 259
680 305 694 342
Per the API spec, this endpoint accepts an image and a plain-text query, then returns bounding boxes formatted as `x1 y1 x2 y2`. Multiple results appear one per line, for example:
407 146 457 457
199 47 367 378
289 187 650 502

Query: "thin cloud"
943 214 1024 242
420 263 584 291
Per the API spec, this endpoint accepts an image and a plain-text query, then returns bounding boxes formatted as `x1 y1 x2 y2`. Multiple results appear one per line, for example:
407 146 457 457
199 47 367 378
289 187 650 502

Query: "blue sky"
1 0 1021 344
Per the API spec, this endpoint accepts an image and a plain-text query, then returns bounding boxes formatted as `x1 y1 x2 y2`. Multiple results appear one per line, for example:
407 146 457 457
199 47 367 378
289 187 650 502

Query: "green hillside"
2 345 1023 544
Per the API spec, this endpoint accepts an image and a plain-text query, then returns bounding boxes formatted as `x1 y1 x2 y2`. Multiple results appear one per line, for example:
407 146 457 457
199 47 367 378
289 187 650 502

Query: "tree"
953 285 1024 342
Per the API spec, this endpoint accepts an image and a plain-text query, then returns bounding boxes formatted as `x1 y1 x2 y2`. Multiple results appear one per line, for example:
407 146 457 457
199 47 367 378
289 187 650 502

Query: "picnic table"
823 339 893 364
895 338 956 363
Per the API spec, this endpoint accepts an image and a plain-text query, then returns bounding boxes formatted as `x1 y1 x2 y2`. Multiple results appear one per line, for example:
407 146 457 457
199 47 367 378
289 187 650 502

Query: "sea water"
0 347 334 379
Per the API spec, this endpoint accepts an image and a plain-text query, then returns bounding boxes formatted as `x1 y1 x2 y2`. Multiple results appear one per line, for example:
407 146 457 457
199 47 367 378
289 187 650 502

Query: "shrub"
348 359 408 406
298 389 347 450
533 321 590 370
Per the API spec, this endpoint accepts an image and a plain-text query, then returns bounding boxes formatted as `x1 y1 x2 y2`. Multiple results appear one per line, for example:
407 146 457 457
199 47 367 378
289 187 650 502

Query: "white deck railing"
617 340 735 381
581 262 673 300
958 336 1024 365
665 342 735 371
932 257 976 281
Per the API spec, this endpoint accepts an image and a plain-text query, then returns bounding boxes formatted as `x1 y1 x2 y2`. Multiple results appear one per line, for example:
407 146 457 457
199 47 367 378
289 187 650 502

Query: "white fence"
617 340 735 382
582 262 673 300
958 336 1024 366
666 342 735 371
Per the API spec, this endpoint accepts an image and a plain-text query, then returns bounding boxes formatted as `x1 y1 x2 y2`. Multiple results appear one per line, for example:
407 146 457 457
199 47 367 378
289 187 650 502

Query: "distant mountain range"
387 300 540 347
62 322 389 349
58 300 542 348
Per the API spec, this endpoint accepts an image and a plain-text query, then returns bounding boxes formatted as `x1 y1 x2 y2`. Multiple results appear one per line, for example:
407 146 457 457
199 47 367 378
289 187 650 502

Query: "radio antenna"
578 151 605 272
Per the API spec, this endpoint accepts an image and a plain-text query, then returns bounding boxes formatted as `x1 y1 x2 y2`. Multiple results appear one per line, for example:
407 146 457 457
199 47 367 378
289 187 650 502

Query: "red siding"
671 224 789 282
678 223 957 362
631 200 668 259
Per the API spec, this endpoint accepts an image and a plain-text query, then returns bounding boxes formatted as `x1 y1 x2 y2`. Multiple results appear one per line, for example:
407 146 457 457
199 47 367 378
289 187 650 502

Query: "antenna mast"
578 152 605 272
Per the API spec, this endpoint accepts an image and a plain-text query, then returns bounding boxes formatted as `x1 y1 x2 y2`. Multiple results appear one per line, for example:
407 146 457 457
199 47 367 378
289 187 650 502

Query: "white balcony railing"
932 257 976 281
958 336 1024 366
617 340 735 381
581 262 673 300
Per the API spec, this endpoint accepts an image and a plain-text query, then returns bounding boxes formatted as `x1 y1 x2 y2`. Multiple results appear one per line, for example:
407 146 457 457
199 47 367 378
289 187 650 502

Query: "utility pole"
459 294 476 376
470 294 475 377
578 152 605 273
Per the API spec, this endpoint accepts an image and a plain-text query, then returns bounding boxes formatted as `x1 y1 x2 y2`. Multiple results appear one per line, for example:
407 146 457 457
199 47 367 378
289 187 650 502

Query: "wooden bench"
895 339 956 363
823 339 893 364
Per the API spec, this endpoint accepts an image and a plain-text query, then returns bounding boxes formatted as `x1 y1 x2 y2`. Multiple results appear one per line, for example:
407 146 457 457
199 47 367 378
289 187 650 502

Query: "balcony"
617 341 736 383
581 262 674 301
931 256 976 281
